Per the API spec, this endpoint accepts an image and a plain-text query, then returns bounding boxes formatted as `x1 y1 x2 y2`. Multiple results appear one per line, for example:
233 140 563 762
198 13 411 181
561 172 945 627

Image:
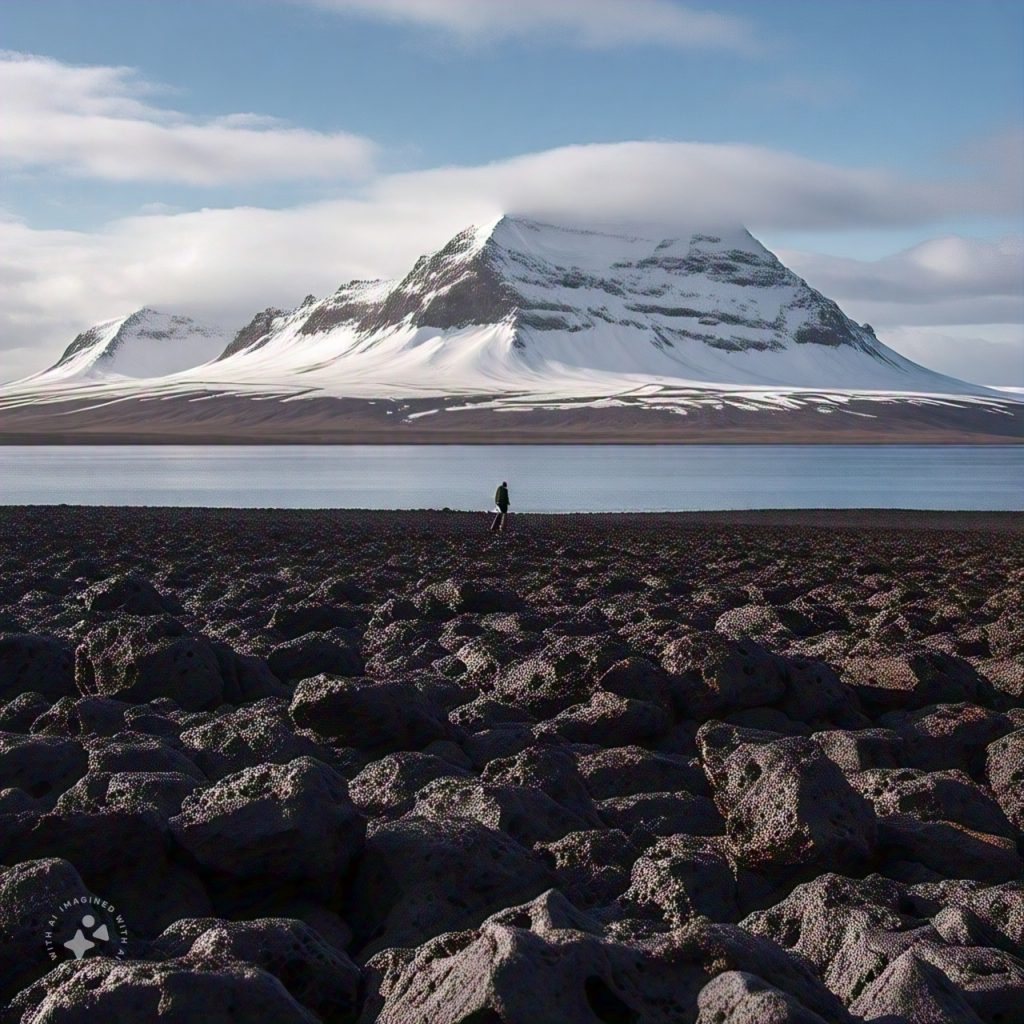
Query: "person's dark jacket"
495 484 509 511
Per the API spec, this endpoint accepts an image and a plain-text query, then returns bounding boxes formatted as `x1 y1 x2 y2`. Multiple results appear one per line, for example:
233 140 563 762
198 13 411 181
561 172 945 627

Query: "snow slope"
20 308 227 384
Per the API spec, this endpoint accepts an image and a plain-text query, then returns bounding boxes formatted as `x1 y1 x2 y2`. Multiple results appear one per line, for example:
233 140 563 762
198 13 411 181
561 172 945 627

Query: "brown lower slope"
0 391 1020 443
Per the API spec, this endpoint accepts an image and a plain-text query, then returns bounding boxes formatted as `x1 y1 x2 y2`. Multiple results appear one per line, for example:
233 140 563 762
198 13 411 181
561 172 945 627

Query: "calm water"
1 445 1020 511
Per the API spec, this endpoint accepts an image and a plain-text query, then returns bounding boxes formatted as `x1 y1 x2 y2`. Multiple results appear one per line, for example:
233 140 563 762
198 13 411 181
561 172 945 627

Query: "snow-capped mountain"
1 217 1018 442
206 215 981 397
25 308 227 383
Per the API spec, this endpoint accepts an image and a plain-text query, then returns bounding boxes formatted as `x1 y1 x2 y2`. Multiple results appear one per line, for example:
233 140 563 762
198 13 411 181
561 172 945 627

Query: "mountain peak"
36 308 227 384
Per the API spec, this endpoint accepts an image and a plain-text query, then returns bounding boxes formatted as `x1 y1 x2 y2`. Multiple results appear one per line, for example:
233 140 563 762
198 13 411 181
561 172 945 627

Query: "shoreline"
3 507 1021 531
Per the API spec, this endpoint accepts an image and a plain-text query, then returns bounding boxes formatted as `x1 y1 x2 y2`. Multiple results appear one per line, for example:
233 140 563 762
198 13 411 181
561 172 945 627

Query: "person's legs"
490 511 502 532
498 510 507 532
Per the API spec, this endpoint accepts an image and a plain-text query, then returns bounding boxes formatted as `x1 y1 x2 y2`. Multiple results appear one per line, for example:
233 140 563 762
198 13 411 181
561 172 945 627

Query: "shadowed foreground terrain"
0 507 1021 1023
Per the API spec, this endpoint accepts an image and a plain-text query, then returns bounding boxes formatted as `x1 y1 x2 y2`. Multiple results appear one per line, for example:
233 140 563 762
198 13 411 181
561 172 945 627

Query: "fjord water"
1 445 1020 510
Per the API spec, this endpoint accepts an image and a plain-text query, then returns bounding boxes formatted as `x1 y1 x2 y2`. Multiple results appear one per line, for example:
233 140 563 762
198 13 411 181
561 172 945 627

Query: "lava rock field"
0 506 1021 1023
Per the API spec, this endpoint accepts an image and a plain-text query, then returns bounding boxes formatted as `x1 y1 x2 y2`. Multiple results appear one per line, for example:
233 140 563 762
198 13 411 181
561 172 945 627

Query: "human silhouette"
490 481 509 533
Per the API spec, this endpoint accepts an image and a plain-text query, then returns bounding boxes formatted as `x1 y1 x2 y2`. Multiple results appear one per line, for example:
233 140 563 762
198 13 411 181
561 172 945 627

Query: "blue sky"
1 0 1021 382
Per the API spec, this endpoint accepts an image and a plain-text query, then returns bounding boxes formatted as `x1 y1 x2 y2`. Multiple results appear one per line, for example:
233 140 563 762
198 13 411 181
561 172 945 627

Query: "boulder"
626 834 739 924
848 948 985 1023
536 828 638 907
268 632 364 682
891 702 1013 776
179 699 327 780
0 858 95 1002
707 734 877 872
6 958 318 1023
31 695 132 738
80 573 180 616
850 767 1014 838
0 732 87 804
75 617 224 711
268 602 363 640
412 775 592 846
662 632 786 718
170 916 361 1022
0 690 50 732
85 733 204 780
986 729 1024 829
540 691 671 747
349 751 471 819
578 744 707 800
170 757 364 897
597 791 723 847
415 577 520 617
696 971 836 1024
289 675 448 753
742 873 931 1005
346 816 553 957
0 633 76 701
877 815 1022 884
367 891 849 1024
843 650 994 712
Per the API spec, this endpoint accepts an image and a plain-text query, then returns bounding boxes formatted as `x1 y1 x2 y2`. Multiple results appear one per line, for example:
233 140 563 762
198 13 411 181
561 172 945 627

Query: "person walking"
490 480 510 533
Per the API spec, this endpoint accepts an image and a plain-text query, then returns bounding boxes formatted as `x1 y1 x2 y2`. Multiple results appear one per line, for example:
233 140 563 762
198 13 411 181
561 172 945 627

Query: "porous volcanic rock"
0 506 1020 1023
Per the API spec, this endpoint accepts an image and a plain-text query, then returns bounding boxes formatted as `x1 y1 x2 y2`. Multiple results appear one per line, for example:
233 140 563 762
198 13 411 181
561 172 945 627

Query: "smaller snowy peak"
40 308 228 382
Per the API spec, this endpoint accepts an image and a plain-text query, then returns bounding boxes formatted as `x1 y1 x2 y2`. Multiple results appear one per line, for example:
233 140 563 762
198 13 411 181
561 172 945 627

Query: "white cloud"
879 325 1024 388
1 139 1021 383
0 52 376 185
779 236 1024 327
294 0 759 52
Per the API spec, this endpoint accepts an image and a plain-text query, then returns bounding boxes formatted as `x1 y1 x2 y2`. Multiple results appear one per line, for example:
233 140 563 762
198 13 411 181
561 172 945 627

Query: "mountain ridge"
1 216 1019 443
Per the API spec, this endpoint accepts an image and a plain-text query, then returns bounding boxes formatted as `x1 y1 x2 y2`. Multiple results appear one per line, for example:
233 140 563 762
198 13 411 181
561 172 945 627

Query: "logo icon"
45 896 128 962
